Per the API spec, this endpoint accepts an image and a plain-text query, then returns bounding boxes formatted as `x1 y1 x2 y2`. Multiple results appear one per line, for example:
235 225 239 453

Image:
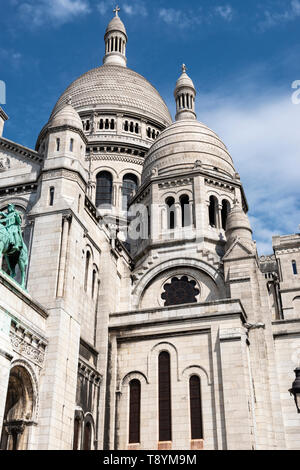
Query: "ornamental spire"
103 7 128 67
174 64 197 121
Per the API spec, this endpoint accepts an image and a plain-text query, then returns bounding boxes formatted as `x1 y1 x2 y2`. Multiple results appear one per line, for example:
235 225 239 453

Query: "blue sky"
1 0 300 254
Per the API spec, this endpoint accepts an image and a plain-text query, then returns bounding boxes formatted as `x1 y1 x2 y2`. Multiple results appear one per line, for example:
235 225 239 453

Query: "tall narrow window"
180 194 191 227
221 200 231 230
189 375 203 440
209 196 217 227
73 417 81 450
92 268 97 299
129 380 141 444
70 138 74 152
84 251 91 292
96 171 113 207
83 422 92 450
159 352 172 442
292 260 298 275
166 197 175 230
56 138 60 151
122 174 138 210
49 187 55 206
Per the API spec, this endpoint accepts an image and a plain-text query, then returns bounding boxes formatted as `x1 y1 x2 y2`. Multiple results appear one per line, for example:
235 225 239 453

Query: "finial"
182 64 187 74
67 95 72 105
113 5 120 16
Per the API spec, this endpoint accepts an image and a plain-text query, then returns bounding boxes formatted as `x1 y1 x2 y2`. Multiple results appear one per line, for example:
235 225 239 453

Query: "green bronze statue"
0 204 28 289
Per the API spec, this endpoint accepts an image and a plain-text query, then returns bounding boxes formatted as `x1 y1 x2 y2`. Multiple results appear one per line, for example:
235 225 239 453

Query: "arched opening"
166 197 175 230
49 187 55 206
96 171 113 208
221 200 231 230
209 196 218 228
130 122 134 133
105 119 109 130
0 365 35 450
180 194 191 227
84 251 91 292
83 421 92 450
135 123 139 134
92 268 97 299
73 416 81 450
110 119 115 130
99 119 104 130
124 121 129 132
158 352 172 443
122 174 138 211
56 138 60 151
189 375 203 440
129 380 141 444
292 260 298 275
69 138 74 152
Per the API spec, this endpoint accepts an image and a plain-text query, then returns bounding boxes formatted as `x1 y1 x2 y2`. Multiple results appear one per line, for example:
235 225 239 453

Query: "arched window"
189 375 203 440
135 123 139 134
124 121 129 132
99 119 104 130
209 196 218 227
69 138 74 152
152 129 156 139
221 200 231 230
180 194 191 227
129 380 141 444
96 171 113 207
122 174 138 210
86 120 90 131
92 268 97 299
166 197 175 230
49 187 55 206
110 119 115 130
292 260 298 275
130 122 134 133
83 421 92 450
105 119 109 130
159 352 172 442
73 417 81 450
84 251 91 292
56 138 60 151
147 127 151 138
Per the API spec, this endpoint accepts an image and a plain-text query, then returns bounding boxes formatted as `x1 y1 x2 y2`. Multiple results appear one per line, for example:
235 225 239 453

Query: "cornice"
0 137 43 165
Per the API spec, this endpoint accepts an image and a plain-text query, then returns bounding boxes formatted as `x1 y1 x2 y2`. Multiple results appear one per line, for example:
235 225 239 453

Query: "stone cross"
182 64 187 73
113 5 120 16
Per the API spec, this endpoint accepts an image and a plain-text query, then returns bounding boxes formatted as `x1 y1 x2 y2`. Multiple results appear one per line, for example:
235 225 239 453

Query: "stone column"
0 308 13 437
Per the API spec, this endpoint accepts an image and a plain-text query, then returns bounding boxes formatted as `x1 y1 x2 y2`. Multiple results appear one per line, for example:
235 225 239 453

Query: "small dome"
105 15 127 37
142 119 236 182
50 103 83 131
175 68 196 93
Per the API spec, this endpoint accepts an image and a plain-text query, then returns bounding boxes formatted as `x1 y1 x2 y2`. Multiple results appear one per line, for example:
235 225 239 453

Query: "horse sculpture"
0 205 28 289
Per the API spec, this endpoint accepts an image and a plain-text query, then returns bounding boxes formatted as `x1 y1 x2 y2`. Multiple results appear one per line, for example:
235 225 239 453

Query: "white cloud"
123 1 147 17
214 5 233 21
259 0 300 30
199 80 300 254
18 0 90 27
158 4 234 28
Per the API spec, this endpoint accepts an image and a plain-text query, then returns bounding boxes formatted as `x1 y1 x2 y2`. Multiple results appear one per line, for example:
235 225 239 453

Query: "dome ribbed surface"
50 65 172 126
105 16 127 36
142 120 236 181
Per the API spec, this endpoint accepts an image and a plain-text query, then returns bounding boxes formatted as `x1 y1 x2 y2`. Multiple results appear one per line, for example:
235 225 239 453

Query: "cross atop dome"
182 64 187 73
113 5 120 17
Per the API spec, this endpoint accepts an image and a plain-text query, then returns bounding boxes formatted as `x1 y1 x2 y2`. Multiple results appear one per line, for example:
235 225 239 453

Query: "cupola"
103 6 128 67
174 64 197 121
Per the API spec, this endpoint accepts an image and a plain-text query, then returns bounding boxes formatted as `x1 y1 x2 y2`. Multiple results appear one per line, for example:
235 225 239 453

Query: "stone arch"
0 361 38 450
181 365 211 386
147 341 179 384
120 370 148 390
83 412 95 450
133 257 225 309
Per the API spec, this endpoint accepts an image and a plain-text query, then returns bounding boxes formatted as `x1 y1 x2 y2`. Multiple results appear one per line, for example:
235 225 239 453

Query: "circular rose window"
161 276 200 307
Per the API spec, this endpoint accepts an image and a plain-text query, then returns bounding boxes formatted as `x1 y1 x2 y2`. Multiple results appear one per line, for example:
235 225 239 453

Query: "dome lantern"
103 6 128 67
174 64 197 121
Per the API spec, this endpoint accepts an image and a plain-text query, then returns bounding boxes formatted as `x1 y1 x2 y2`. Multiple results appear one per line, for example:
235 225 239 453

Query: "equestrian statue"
0 204 28 289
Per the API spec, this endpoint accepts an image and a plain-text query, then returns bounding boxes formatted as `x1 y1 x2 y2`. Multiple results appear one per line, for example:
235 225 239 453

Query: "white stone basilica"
0 9 300 451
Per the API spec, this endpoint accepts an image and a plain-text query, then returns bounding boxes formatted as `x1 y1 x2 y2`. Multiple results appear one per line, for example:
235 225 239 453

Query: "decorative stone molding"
86 153 144 165
158 178 192 189
204 177 235 192
0 137 43 165
78 359 102 387
0 156 10 172
0 183 37 198
9 321 47 367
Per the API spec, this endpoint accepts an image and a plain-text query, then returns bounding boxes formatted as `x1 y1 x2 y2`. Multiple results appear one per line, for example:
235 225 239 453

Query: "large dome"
49 65 172 127
142 120 236 182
